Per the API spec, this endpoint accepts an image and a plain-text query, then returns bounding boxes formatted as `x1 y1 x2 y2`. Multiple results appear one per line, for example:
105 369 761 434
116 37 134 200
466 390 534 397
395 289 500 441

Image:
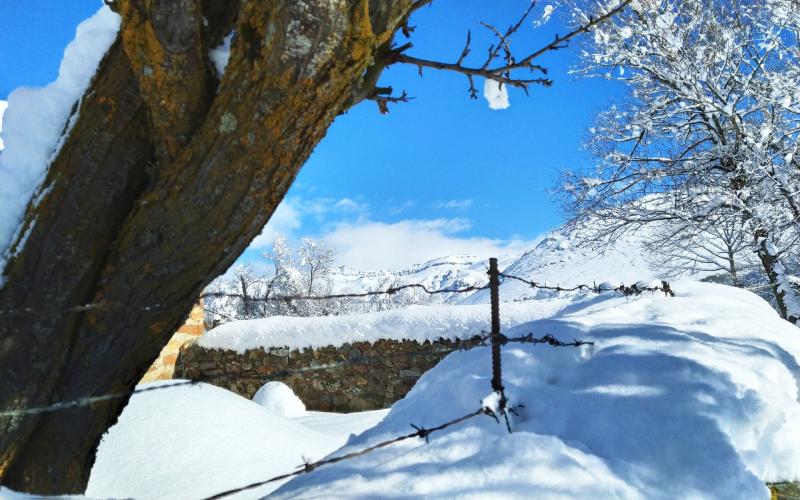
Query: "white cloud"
242 196 539 270
248 198 302 249
300 196 369 222
0 100 7 150
435 199 473 210
483 79 510 110
321 218 537 270
246 196 369 249
333 197 368 212
388 199 416 215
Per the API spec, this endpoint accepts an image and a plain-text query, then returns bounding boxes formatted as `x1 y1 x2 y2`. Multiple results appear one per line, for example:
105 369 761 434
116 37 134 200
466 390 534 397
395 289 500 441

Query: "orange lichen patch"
349 0 377 61
148 321 169 335
177 324 204 336
98 96 116 119
118 0 211 162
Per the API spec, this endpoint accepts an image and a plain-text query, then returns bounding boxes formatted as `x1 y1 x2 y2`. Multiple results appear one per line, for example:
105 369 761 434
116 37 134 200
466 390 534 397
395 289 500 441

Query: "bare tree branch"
392 0 631 96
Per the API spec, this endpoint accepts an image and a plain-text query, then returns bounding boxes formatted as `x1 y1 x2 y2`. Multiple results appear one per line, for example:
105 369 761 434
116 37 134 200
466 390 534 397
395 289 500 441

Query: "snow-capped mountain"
462 227 659 304
325 254 512 304
326 228 661 306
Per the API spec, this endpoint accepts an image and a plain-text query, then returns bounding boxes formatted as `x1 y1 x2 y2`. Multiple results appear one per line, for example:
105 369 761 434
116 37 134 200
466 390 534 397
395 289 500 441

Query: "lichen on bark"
0 0 415 493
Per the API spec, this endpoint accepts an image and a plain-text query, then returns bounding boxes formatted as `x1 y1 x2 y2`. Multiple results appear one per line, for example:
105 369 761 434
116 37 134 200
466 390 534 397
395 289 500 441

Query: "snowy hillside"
206 225 673 321
325 254 503 304
464 227 658 304
205 253 521 322
273 282 800 499
309 229 657 307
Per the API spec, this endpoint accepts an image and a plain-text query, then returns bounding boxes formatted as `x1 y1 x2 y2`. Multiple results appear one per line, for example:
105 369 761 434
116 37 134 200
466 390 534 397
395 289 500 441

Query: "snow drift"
253 381 307 418
273 282 800 499
85 381 385 499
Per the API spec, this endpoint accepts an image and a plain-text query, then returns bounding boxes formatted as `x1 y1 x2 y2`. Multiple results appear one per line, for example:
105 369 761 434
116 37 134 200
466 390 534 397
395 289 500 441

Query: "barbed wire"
495 332 594 348
199 282 490 303
0 257 598 498
0 270 673 318
0 335 485 418
202 407 493 499
0 283 488 318
498 273 676 297
0 330 587 417
0 381 197 418
0 300 166 317
0 329 591 496
198 337 593 499
0 262 657 494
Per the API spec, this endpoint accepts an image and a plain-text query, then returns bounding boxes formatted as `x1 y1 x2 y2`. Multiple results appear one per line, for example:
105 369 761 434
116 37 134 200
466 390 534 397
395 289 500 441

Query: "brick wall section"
174 336 484 412
141 301 205 382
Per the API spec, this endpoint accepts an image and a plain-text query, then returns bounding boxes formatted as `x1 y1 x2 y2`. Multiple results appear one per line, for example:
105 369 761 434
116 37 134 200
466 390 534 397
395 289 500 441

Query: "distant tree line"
204 236 425 323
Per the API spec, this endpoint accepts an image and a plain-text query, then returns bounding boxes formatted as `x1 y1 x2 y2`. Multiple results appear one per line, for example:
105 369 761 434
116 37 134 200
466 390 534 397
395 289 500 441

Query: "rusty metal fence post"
488 257 507 415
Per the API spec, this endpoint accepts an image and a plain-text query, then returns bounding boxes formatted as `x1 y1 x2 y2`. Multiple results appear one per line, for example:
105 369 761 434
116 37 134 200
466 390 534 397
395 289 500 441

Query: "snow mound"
253 381 307 417
86 381 370 499
198 301 566 353
274 282 800 499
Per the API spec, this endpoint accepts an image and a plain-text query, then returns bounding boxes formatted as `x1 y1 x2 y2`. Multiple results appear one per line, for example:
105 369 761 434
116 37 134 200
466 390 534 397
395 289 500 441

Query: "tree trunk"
0 0 413 493
727 248 741 287
755 232 799 325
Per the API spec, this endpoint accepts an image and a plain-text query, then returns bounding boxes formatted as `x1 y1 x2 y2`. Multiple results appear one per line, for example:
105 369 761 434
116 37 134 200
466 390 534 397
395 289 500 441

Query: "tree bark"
0 0 413 493
756 233 799 325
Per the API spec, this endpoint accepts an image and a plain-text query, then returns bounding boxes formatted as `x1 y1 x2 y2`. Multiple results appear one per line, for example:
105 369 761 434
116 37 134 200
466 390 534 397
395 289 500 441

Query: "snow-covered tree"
205 236 340 319
561 0 800 323
263 236 304 316
295 237 335 315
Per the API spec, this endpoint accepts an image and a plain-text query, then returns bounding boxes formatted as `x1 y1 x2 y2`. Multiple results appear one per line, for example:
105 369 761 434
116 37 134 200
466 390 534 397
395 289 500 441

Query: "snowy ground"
271 282 800 499
85 382 387 499
3 281 798 499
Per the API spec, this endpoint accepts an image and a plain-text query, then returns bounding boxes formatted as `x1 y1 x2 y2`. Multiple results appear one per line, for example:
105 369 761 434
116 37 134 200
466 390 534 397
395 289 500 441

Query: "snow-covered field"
2 281 798 499
3 281 787 499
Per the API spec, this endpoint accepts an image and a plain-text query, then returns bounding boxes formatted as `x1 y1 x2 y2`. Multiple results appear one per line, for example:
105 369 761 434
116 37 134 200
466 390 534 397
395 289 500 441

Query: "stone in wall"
174 336 484 412
141 301 205 383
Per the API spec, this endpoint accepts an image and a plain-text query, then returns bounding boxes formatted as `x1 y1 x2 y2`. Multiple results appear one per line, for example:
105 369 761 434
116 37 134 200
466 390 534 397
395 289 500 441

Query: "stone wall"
141 301 206 382
174 336 483 412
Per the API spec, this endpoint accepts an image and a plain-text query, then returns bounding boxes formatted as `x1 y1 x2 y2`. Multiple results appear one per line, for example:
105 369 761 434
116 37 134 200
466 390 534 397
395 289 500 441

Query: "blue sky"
0 0 624 270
